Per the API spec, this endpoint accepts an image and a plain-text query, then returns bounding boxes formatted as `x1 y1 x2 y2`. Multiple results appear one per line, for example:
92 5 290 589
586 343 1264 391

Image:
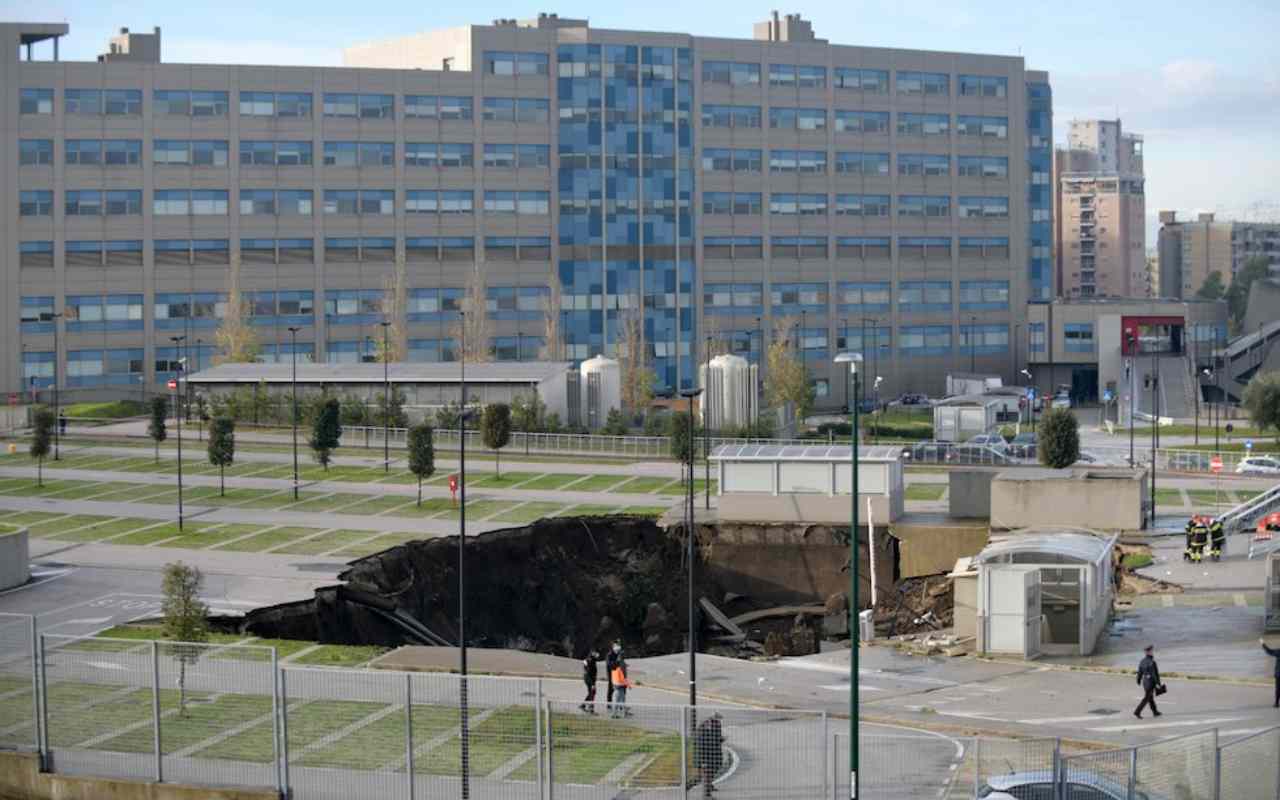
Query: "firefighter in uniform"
1209 517 1226 561
1183 517 1197 562
1188 517 1209 563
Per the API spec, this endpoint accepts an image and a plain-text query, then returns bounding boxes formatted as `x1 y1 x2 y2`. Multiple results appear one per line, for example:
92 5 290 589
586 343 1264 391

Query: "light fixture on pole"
169 335 186 531
833 350 863 799
287 327 301 500
678 388 704 712
1020 369 1033 430
380 320 392 473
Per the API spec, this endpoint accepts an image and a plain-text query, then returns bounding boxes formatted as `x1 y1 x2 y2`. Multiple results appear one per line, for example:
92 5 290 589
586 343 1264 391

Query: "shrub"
1038 407 1080 468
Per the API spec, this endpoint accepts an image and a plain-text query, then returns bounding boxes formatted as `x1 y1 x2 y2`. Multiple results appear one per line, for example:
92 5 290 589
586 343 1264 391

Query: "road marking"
43 617 113 629
1086 716 1244 733
820 683 884 692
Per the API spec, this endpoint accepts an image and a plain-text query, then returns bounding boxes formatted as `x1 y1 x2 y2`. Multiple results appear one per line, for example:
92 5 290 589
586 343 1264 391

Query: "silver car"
1236 456 1280 476
980 770 1157 799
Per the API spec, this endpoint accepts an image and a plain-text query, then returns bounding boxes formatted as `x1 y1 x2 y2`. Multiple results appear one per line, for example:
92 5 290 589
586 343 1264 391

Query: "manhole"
1087 708 1121 716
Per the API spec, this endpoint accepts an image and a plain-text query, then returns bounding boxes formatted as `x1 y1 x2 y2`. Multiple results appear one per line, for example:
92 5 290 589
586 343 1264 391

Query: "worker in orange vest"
609 653 632 718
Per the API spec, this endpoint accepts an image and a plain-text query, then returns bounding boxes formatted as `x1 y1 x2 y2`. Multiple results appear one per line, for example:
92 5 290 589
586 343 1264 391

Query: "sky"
7 0 1279 246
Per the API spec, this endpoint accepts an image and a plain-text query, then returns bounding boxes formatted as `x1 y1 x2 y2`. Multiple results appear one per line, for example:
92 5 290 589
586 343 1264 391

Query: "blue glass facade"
557 43 694 391
1026 81 1053 302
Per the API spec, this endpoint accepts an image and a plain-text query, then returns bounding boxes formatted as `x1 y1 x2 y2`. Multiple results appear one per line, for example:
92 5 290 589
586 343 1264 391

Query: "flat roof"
710 444 901 462
978 530 1115 565
188 361 571 385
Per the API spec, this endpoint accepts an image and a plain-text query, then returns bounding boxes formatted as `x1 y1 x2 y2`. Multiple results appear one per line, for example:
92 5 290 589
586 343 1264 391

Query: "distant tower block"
699 354 758 431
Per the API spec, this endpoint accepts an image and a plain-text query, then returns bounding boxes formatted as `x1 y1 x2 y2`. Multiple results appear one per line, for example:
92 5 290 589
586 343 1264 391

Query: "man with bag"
1134 644 1164 719
693 712 725 796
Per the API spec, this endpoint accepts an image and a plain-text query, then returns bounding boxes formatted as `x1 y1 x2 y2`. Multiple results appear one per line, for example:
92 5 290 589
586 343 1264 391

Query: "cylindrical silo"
579 356 621 431
699 354 758 431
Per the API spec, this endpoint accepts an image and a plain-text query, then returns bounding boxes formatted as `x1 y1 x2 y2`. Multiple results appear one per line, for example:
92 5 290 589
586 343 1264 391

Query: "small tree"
435 399 463 431
30 407 54 487
1038 407 1080 468
511 392 546 434
765 317 814 427
668 410 700 463
1242 371 1280 444
207 416 235 496
407 423 436 507
309 397 342 470
1196 270 1226 301
148 396 169 463
602 408 629 436
481 403 512 478
161 561 209 717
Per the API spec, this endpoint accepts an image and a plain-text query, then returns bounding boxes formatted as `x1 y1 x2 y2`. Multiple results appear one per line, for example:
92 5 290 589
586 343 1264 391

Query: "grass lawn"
45 517 158 543
181 486 289 508
110 522 218 546
40 482 124 500
1121 553 1154 569
621 506 670 518
62 400 145 419
94 625 246 645
561 504 625 517
154 523 271 550
213 527 317 553
1236 490 1262 502
492 502 566 523
332 534 415 558
198 699 374 763
564 475 629 492
515 473 587 491
468 471 544 489
515 713 683 785
331 494 418 516
1186 489 1232 506
905 484 947 501
284 493 368 512
417 706 537 778
290 644 388 667
1154 488 1185 506
85 484 175 503
26 514 116 536
434 499 520 520
0 510 68 526
271 529 371 556
101 692 273 756
613 476 676 494
299 703 459 770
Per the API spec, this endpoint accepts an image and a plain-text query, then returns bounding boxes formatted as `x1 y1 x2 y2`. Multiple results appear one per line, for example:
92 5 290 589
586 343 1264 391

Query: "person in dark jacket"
1262 638 1280 708
605 642 621 712
579 650 599 714
694 713 725 796
1135 644 1163 719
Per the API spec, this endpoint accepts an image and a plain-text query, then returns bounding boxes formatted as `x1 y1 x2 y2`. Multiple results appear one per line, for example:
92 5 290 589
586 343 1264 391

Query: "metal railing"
2 623 1279 799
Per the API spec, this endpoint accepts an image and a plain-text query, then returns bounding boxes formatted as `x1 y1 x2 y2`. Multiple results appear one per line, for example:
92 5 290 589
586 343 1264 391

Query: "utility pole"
169 335 186 531
380 320 391 472
458 314 470 800
288 327 301 500
42 311 63 460
703 337 711 510
834 351 863 800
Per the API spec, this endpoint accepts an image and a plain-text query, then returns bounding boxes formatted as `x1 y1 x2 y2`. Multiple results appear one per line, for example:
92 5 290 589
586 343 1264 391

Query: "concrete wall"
0 526 29 590
893 520 988 578
715 492 896 527
949 470 996 519
0 751 277 800
952 571 978 641
989 467 1147 530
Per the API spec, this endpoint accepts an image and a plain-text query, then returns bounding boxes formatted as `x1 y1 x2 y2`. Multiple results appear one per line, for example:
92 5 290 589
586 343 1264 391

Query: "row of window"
701 235 1011 260
19 189 552 217
701 106 1008 138
703 193 1010 218
701 62 1008 98
702 148 1008 177
704 280 1009 312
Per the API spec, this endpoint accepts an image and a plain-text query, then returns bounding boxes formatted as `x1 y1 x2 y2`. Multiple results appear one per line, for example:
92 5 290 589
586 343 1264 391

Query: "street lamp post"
458 316 471 800
41 311 63 460
1149 342 1159 528
380 320 391 473
678 387 704 720
834 351 863 800
287 327 301 500
969 315 978 373
195 338 204 441
1126 333 1137 466
169 336 186 531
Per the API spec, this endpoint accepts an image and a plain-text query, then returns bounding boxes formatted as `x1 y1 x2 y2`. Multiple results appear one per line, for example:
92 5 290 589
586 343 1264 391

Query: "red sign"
167 379 178 390
1210 456 1223 474
7 393 16 406
448 474 459 505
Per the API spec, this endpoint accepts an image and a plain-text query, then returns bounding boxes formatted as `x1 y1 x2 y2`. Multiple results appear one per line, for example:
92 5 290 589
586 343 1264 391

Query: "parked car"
898 393 930 406
1009 432 1038 459
1051 392 1072 409
980 770 1157 799
1236 456 1280 476
948 443 1014 465
967 434 1009 456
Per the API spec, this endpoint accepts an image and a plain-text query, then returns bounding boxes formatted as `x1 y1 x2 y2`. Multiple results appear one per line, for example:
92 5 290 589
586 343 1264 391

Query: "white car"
1051 392 1071 409
967 434 1009 456
1236 456 1280 476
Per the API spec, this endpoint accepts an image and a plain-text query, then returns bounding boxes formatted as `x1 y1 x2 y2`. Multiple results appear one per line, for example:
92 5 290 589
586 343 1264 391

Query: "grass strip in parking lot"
210 526 316 553
492 502 567 523
613 476 676 494
564 475 629 492
44 517 163 543
905 484 947 501
154 523 274 550
514 473 587 491
111 521 220 546
271 529 375 556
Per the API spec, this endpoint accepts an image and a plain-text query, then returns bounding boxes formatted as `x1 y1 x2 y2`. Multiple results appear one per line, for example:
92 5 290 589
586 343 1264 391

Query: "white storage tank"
579 356 621 430
699 354 758 431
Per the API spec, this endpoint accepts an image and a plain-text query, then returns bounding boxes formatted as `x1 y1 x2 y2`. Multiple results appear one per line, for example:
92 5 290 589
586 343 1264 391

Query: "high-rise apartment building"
1156 211 1278 299
4 15 1051 405
1053 119 1145 298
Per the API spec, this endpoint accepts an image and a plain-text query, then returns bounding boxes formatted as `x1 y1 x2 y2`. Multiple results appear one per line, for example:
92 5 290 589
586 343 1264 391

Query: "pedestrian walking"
610 655 632 718
58 411 67 436
1134 644 1164 719
1261 638 1280 708
605 641 621 712
694 712 725 796
579 650 599 714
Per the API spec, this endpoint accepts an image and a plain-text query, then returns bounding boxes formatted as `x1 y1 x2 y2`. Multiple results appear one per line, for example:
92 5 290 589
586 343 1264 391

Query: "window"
961 324 1010 353
358 94 394 119
770 282 828 309
104 90 142 115
703 283 763 314
239 189 276 216
66 240 104 266
439 143 473 168
64 89 100 114
405 190 438 214
65 295 145 332
702 61 760 85
837 324 891 355
702 148 762 173
405 95 438 118
899 325 952 356
154 189 227 215
959 237 1010 259
239 91 275 116
359 142 395 166
407 287 465 318
959 280 1010 310
19 190 53 216
484 237 551 261
322 190 356 215
483 190 548 215
835 236 891 259
154 293 226 329
898 237 951 259
20 297 55 332
772 236 828 259
485 51 549 76
702 192 761 216
66 190 103 216
833 68 888 93
20 241 54 268
896 71 949 96
958 196 1010 219
898 113 949 136
959 75 1007 98
322 93 357 117
323 142 357 167
956 115 1008 138
325 289 384 320
836 282 891 312
898 195 950 218
277 93 312 117
239 141 275 165
192 91 229 116
483 97 515 123
406 142 439 167
20 139 53 166
103 241 143 266
899 281 952 312
441 191 473 214
898 153 949 177
769 107 825 131
702 236 763 260
359 190 394 215
770 149 826 174
486 286 550 319
65 140 101 166
515 144 550 168
957 155 1008 178
20 88 54 114
834 152 890 175
438 96 472 120
275 141 311 166
834 110 889 134
834 194 890 217
769 64 825 88
701 104 761 128
770 193 827 216
1065 323 1096 353
1030 322 1047 353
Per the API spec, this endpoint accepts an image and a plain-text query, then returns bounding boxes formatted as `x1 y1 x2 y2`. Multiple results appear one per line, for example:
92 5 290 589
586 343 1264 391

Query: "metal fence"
3 625 1280 799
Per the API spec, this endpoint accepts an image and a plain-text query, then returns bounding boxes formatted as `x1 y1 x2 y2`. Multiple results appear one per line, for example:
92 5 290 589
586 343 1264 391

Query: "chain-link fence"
1134 729 1218 800
0 613 37 752
1219 727 1280 800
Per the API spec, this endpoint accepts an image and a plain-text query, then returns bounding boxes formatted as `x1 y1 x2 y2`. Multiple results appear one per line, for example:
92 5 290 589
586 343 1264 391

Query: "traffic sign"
167 379 178 390
1102 389 1114 403
1210 456 1223 474
1245 439 1254 451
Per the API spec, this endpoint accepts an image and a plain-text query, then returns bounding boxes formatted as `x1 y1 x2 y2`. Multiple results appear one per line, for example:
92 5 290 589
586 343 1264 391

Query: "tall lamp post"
969 314 978 373
839 319 849 411
380 320 392 472
1203 368 1219 451
169 335 186 531
1020 369 1034 431
834 350 863 799
458 316 471 800
1125 332 1136 466
678 388 704 716
703 337 713 509
1150 341 1159 528
287 327 301 499
40 311 63 460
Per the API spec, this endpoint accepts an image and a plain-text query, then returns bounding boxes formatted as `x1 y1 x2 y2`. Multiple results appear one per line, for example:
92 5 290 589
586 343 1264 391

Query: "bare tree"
214 256 260 364
452 264 491 362
702 315 730 359
765 315 813 424
618 292 655 416
378 253 409 362
539 279 564 361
